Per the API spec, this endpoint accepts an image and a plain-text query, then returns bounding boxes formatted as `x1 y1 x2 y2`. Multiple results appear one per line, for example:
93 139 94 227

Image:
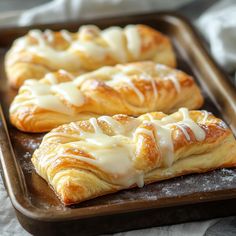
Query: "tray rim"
0 11 236 223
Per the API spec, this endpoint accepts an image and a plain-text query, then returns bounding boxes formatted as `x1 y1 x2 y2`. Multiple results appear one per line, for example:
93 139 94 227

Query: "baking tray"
1 12 236 236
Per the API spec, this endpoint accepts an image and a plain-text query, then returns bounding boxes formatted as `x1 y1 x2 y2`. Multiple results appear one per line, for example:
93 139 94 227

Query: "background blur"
0 0 219 22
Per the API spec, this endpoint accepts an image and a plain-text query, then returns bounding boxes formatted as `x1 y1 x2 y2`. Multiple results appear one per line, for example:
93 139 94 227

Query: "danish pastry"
10 62 203 132
5 24 176 88
32 108 236 205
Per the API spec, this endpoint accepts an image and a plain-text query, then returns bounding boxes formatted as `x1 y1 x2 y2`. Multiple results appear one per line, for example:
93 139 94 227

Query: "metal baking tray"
0 12 236 236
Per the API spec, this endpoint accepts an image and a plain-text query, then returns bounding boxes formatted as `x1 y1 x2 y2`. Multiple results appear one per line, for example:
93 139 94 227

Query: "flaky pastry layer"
5 24 176 88
32 108 236 205
10 62 203 132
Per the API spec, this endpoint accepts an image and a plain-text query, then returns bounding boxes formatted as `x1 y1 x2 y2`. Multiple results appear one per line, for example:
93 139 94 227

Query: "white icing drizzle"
102 27 127 62
28 45 81 69
155 64 168 70
72 41 107 60
70 122 81 131
51 82 84 107
65 144 141 187
73 74 91 86
160 115 176 124
126 79 144 103
45 29 54 43
58 69 75 80
109 73 145 103
14 62 169 115
42 116 145 187
39 109 207 188
165 75 181 92
137 108 206 167
179 108 206 141
44 73 58 84
25 30 82 69
35 95 73 115
68 118 142 186
136 172 144 187
15 25 142 72
93 66 116 77
155 64 181 93
152 122 174 167
121 65 142 74
60 30 72 42
146 113 154 121
79 25 101 38
13 25 142 76
29 30 46 46
175 124 191 141
21 79 51 95
18 29 81 70
13 38 28 52
202 110 209 123
124 25 141 59
98 116 124 134
84 118 129 148
140 73 158 100
15 75 85 113
134 127 153 137
89 117 103 134
10 99 36 113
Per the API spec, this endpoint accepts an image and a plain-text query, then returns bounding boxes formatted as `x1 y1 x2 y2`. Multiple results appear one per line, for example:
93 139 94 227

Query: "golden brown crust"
9 62 203 132
32 109 236 205
5 24 176 89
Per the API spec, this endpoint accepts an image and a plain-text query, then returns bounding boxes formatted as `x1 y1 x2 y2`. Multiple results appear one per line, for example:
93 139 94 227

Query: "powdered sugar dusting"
21 151 34 173
75 168 236 208
154 169 236 199
21 137 41 150
85 168 236 206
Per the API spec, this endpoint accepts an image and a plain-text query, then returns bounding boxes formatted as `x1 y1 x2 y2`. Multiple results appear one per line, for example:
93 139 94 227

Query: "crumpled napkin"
197 0 236 73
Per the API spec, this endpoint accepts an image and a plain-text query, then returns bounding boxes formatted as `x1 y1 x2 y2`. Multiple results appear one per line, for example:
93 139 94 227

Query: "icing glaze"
60 30 72 42
124 25 141 59
42 109 205 187
51 82 84 107
98 116 125 134
102 27 127 62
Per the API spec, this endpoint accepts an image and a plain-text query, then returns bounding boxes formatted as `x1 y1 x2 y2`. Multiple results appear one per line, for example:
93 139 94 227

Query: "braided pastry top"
32 108 236 205
5 24 176 88
10 62 203 132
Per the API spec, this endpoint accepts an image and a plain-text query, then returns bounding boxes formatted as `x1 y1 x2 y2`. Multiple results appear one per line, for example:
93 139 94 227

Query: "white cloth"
197 0 236 72
0 0 234 235
0 173 218 236
0 177 30 236
0 0 193 27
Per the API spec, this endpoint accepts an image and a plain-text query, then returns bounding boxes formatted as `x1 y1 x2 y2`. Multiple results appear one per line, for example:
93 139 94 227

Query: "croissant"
32 108 236 205
10 62 203 132
5 24 176 88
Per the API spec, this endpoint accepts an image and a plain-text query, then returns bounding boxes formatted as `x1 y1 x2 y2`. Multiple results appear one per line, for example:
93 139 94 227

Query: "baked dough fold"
5 24 176 88
32 108 236 205
9 62 203 132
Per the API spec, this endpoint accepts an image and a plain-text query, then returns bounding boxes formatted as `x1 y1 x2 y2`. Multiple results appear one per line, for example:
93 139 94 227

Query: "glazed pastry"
5 24 176 88
10 62 203 132
32 108 236 205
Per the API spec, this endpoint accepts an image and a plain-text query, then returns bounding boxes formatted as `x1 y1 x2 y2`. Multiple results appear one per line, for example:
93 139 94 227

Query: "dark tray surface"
0 12 236 235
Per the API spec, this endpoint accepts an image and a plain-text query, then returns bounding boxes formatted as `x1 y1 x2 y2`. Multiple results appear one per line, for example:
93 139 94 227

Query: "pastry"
5 24 176 88
10 62 203 132
32 108 236 205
